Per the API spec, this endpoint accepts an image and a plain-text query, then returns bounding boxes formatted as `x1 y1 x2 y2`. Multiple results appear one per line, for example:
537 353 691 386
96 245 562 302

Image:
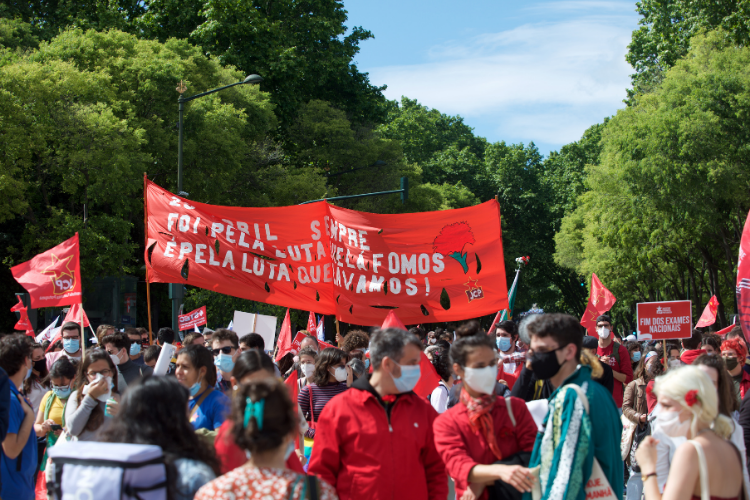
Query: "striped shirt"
298 382 347 438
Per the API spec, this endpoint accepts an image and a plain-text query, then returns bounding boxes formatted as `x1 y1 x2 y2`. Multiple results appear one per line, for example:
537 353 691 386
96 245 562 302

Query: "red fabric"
646 380 657 413
696 296 719 328
178 306 207 331
737 209 750 340
307 387 447 500
284 371 300 450
496 363 523 390
717 324 736 338
740 371 750 400
680 349 707 365
307 312 317 333
458 388 503 460
11 233 82 308
434 396 538 500
11 297 34 336
597 342 633 408
144 179 509 326
580 273 616 335
64 303 91 328
381 310 406 330
413 352 441 398
275 309 292 362
214 420 305 475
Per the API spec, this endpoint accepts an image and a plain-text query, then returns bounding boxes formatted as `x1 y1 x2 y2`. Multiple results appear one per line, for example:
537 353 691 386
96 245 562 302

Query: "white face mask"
302 363 315 379
462 365 498 395
597 327 611 339
655 409 691 438
333 366 347 382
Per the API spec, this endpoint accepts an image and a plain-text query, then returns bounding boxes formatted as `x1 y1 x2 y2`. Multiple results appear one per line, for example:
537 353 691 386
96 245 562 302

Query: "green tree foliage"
626 0 750 99
557 31 750 328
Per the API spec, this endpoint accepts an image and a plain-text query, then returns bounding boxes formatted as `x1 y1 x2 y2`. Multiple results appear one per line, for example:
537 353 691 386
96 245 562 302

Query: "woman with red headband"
721 337 750 402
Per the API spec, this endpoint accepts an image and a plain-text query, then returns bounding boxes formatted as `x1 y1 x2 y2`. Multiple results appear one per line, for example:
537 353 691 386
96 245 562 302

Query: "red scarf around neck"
459 386 503 460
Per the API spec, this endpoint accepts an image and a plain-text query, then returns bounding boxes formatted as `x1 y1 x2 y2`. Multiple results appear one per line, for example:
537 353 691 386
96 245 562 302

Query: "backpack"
47 442 167 500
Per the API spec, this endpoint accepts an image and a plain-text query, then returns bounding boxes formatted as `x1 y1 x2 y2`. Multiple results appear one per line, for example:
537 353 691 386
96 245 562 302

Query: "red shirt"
596 342 633 408
680 349 707 365
214 420 305 474
433 396 538 500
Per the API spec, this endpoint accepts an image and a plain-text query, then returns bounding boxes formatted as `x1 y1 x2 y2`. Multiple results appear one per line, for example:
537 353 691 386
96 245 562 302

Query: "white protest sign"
232 311 278 350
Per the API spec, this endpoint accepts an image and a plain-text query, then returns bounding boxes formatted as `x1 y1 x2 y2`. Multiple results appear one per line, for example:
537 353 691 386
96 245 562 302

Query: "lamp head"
243 74 263 84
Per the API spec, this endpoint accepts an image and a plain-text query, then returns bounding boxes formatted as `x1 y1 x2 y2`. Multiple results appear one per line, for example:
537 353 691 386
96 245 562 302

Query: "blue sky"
344 0 641 156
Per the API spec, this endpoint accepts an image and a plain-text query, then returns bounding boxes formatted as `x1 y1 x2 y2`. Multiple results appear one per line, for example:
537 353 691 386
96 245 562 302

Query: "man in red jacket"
679 329 706 365
308 328 448 500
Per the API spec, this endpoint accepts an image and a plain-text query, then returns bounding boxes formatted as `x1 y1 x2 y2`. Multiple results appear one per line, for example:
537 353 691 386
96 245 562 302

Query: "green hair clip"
243 397 265 430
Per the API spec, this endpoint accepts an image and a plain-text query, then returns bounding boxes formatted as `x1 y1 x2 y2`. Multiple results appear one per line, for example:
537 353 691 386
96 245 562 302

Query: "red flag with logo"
275 309 292 362
178 306 207 331
696 296 719 328
306 312 317 333
11 297 34 336
737 210 750 339
580 273 616 335
64 303 91 328
11 234 82 308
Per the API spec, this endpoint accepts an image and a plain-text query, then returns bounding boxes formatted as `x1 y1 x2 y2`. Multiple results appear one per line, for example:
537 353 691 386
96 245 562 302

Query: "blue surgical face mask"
284 439 295 461
497 336 512 352
364 358 370 370
632 351 641 362
214 353 235 373
52 384 72 400
63 339 79 354
392 364 421 393
189 378 203 398
130 342 141 356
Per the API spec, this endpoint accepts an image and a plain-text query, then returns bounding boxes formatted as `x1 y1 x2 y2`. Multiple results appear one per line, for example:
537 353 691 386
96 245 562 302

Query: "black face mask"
33 359 46 374
529 347 564 380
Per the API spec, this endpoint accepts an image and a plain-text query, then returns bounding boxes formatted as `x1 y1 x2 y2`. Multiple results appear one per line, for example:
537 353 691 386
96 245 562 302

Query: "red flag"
306 312 317 333
381 310 407 330
11 234 82 308
64 303 91 328
487 310 503 336
275 309 292 362
696 295 719 328
11 296 25 312
10 297 34 336
284 370 300 449
580 273 616 335
716 323 736 338
738 209 750 339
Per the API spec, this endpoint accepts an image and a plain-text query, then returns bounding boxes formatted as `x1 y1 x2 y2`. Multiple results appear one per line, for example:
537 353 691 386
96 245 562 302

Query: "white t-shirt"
430 381 450 414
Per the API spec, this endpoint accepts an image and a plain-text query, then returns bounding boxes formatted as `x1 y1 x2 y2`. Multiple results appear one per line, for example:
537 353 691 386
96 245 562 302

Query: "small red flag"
11 234 82 308
11 297 34 337
580 273 616 335
306 311 317 333
381 310 407 330
275 309 292 362
64 303 91 328
716 323 736 338
696 295 719 328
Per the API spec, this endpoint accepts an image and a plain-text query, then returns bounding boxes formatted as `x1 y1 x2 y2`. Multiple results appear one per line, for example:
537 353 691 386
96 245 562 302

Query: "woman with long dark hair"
65 349 120 441
297 347 349 460
23 343 49 415
175 344 230 432
100 376 220 500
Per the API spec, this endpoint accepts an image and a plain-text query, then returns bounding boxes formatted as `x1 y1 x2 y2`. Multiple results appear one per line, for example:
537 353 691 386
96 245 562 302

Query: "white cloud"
368 6 637 148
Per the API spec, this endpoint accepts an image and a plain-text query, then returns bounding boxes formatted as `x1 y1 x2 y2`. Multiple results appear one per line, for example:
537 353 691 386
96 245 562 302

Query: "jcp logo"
55 279 73 291
465 287 484 303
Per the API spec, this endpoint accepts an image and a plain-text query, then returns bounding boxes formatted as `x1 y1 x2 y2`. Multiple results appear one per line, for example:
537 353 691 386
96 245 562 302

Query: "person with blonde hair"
636 365 745 500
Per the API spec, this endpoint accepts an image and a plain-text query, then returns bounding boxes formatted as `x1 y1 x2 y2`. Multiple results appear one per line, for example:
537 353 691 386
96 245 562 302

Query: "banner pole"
335 318 342 347
80 304 85 358
144 173 154 346
252 313 257 333
662 339 667 369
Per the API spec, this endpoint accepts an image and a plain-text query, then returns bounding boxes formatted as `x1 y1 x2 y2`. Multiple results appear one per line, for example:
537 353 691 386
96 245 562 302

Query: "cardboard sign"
179 306 207 331
637 300 692 340
145 179 509 326
232 311 278 351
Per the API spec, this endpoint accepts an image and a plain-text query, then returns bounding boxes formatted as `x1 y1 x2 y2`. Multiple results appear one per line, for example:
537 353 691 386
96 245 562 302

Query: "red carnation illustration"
433 222 476 274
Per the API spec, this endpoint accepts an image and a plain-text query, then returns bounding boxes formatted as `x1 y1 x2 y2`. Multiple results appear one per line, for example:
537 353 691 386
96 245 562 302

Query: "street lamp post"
171 74 263 333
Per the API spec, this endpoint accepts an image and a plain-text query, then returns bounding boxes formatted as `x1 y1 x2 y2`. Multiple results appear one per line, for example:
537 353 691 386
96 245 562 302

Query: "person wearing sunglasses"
211 329 240 394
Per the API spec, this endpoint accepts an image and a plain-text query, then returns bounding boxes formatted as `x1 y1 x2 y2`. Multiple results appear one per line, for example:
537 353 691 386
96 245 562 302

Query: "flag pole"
80 303 86 357
144 173 154 346
662 340 667 369
335 318 342 347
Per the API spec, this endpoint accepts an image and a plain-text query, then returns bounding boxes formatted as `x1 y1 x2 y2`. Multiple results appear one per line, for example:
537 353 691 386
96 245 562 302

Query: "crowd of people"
0 312 749 500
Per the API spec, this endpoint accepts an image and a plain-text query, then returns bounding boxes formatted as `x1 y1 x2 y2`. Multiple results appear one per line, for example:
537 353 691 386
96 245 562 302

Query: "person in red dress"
434 328 537 500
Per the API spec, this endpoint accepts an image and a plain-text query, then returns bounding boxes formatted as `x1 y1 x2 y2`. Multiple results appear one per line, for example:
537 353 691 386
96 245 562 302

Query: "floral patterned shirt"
194 464 338 500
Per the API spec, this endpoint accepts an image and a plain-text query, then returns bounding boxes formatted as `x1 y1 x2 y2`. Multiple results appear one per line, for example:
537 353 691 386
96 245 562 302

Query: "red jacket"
597 342 633 408
680 349 707 365
307 377 448 500
214 420 305 475
433 396 537 500
740 370 750 400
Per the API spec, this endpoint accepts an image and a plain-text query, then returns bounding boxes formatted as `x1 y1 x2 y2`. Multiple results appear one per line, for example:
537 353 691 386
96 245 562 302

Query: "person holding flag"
596 314 632 410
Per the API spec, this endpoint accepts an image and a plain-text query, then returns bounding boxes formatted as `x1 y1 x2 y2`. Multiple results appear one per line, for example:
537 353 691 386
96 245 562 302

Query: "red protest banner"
178 306 207 331
636 300 693 340
290 331 334 354
738 208 750 339
145 180 509 326
11 234 82 308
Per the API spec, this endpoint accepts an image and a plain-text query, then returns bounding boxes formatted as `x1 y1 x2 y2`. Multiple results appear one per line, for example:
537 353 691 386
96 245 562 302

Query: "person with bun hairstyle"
433 328 538 500
213 349 306 475
636 366 744 500
307 328 447 500
195 379 338 500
